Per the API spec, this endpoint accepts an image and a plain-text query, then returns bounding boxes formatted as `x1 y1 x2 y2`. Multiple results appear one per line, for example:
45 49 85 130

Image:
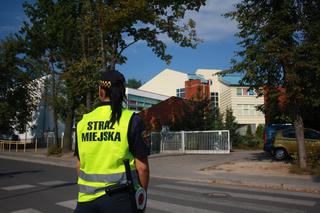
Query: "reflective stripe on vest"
79 169 139 185
78 170 139 195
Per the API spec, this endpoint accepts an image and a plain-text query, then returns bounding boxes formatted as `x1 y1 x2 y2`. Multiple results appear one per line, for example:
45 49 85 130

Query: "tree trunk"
293 104 307 169
86 90 92 110
51 72 59 146
63 109 74 152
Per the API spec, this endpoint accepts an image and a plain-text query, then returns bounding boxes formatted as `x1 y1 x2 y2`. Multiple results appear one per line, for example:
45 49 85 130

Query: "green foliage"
127 78 142 89
246 125 253 137
237 135 264 150
0 36 38 134
255 124 265 139
11 0 206 150
225 0 320 167
171 98 216 131
224 107 240 146
47 144 62 156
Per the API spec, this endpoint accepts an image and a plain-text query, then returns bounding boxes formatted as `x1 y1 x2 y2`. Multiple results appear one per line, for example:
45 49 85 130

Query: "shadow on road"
244 151 293 164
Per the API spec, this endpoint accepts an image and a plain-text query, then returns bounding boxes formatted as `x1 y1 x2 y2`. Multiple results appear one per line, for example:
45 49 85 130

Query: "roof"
218 73 245 86
187 74 208 84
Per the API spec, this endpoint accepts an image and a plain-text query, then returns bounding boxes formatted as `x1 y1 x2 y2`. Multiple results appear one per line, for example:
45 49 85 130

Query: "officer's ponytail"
103 81 126 124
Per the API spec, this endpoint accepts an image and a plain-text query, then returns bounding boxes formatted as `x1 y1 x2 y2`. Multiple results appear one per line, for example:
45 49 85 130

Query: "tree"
0 36 38 134
94 0 205 71
224 107 239 147
127 78 142 89
226 0 320 168
19 0 206 151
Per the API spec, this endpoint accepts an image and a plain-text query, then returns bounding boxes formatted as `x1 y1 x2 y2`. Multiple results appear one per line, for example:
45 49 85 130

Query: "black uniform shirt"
74 104 150 159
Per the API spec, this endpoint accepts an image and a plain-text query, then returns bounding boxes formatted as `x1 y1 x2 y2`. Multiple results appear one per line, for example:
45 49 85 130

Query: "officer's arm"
135 157 149 191
76 158 80 176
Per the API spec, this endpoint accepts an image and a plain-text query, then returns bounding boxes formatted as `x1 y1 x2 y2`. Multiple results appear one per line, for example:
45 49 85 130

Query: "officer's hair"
101 81 126 123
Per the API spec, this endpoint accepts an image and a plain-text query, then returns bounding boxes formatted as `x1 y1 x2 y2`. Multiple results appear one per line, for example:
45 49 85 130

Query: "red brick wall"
185 79 210 101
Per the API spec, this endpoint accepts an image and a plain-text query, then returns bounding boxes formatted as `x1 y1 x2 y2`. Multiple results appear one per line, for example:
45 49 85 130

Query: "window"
236 88 242 95
304 129 320 140
282 129 296 138
176 88 185 98
236 88 256 96
237 104 258 116
210 92 219 108
248 89 255 96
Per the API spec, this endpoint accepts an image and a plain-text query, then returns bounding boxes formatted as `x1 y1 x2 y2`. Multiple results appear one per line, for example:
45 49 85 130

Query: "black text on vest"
82 131 121 142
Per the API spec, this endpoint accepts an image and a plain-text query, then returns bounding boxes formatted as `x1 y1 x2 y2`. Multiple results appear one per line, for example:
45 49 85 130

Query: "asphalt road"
0 159 319 213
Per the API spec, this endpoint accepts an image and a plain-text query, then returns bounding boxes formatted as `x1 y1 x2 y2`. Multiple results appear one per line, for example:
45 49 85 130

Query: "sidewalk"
1 149 319 195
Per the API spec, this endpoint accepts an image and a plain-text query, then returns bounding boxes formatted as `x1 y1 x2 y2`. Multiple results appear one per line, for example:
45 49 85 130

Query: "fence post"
227 130 231 152
181 131 185 153
61 132 64 149
35 138 38 152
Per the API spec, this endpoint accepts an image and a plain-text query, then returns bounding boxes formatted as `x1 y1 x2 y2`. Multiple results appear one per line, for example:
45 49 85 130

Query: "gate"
150 130 230 154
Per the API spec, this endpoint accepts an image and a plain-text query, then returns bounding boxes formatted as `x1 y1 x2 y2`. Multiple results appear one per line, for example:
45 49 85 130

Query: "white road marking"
38 180 67 186
147 199 222 213
56 199 77 209
148 189 306 213
10 208 43 213
2 184 35 191
176 180 320 199
157 184 316 207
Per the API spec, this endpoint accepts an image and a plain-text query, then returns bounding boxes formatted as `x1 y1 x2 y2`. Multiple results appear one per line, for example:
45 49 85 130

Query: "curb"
151 174 320 195
1 153 319 195
0 154 75 168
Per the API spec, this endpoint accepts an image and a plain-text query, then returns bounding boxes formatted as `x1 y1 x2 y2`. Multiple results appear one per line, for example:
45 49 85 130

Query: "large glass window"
127 94 161 111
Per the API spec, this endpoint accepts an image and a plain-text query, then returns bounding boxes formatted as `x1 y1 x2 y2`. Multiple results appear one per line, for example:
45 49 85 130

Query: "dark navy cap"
99 70 125 88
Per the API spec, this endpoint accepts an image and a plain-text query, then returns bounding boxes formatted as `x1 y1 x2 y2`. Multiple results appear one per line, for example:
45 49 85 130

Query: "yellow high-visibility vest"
76 105 139 202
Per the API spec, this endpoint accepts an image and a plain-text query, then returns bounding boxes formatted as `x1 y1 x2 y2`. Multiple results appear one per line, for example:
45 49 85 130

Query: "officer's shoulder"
122 108 135 116
77 108 97 124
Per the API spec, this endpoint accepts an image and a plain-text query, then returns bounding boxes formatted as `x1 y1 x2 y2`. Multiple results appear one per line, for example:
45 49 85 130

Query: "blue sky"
0 0 240 83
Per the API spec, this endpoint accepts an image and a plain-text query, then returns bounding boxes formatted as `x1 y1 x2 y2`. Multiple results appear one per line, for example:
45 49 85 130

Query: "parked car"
272 128 320 160
263 123 292 153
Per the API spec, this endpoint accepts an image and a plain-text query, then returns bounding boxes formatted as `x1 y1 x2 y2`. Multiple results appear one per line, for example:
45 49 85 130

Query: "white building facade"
140 68 265 132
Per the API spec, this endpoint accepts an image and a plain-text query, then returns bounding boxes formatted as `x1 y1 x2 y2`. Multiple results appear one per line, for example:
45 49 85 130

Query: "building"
140 68 265 132
139 97 191 132
184 74 210 101
139 68 188 97
126 88 169 112
17 77 169 142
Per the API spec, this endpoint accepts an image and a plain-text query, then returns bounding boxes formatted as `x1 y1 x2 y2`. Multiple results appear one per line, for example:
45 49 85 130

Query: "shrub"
47 144 62 156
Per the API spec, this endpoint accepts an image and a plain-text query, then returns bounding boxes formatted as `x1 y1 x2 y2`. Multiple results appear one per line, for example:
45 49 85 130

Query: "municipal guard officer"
74 70 150 213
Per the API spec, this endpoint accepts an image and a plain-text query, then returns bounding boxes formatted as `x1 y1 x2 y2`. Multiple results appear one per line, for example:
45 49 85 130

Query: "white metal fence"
150 130 230 154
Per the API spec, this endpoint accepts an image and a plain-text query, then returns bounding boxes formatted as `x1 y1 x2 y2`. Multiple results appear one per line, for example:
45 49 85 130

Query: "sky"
0 0 240 84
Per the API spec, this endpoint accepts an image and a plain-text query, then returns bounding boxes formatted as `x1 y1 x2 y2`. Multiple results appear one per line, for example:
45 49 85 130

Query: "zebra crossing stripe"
147 199 222 213
148 189 305 213
38 180 67 186
2 184 35 191
157 184 316 207
56 199 77 209
10 208 43 213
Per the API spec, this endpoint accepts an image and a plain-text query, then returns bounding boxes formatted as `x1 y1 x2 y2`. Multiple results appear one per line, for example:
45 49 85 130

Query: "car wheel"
274 148 287 160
